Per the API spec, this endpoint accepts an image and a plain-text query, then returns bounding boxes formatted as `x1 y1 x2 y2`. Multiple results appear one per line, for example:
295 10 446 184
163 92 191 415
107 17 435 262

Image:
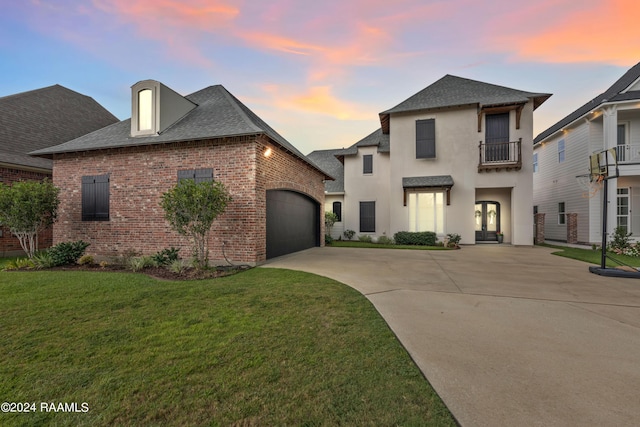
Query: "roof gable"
535 61 640 144
379 75 550 133
307 149 344 193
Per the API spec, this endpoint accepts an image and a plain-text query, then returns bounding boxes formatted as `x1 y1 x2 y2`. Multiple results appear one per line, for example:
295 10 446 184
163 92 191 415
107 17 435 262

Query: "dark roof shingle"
0 84 118 170
307 149 344 193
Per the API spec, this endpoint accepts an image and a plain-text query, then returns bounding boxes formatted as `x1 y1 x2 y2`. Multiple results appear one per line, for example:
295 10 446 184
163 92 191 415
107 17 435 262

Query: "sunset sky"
1 0 639 154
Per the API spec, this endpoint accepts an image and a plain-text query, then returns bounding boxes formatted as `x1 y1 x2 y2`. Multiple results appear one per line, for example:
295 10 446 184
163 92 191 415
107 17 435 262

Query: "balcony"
615 144 640 163
478 139 522 172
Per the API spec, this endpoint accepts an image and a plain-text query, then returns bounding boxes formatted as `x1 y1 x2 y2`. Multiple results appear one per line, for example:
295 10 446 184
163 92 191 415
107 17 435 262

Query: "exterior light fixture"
264 147 272 157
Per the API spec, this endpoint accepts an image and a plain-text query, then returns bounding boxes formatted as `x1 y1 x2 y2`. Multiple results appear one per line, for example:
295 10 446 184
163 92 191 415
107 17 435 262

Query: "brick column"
566 213 578 244
534 213 545 245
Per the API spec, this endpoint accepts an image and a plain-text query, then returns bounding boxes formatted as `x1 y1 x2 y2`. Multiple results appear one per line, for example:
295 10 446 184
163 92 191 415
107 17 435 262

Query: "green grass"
0 268 455 426
544 244 640 267
330 240 451 250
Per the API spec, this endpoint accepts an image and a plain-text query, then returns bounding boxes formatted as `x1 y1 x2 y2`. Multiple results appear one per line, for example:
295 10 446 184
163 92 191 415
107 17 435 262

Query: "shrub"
358 234 373 243
393 231 437 246
32 251 55 269
48 240 90 266
99 261 109 269
325 211 338 237
377 235 394 245
609 227 632 251
169 259 187 274
325 234 334 245
446 233 461 248
109 249 140 267
152 247 181 266
78 255 95 265
128 256 156 272
343 229 356 241
3 258 35 271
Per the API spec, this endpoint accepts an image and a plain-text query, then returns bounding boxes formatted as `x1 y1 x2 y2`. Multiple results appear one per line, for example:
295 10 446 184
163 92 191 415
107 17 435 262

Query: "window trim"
558 139 565 163
332 201 342 222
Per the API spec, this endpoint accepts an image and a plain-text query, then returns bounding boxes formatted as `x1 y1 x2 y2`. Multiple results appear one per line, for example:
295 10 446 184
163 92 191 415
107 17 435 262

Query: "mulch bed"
40 263 253 281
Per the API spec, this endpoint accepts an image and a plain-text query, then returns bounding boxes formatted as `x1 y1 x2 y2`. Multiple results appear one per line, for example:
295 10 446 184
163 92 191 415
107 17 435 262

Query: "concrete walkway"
263 245 640 427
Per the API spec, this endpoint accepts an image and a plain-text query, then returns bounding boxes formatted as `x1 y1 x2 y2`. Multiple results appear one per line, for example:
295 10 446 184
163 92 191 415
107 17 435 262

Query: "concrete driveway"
263 245 640 427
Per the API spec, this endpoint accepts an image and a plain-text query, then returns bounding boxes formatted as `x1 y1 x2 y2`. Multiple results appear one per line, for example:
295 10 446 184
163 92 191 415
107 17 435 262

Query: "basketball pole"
600 178 607 269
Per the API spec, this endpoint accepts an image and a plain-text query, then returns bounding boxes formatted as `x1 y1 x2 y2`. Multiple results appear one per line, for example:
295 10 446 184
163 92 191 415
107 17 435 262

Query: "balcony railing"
478 138 522 172
615 144 640 163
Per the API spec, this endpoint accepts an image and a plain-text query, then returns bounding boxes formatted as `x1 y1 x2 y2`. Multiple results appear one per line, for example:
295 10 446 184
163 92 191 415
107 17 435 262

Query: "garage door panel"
266 190 319 259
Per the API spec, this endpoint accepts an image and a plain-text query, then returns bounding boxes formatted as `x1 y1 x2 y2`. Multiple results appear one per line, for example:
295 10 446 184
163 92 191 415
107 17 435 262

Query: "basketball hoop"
576 173 605 199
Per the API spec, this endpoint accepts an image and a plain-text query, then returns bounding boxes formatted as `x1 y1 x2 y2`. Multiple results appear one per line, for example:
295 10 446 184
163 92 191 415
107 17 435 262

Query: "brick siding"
51 136 325 264
0 167 53 256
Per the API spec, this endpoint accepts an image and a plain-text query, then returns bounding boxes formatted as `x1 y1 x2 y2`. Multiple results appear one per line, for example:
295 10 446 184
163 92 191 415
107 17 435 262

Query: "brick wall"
51 136 325 264
534 213 545 245
0 167 53 256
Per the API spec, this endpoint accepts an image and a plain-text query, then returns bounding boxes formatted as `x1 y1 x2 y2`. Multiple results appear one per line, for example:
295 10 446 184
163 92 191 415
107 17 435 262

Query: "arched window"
333 201 342 222
138 89 153 131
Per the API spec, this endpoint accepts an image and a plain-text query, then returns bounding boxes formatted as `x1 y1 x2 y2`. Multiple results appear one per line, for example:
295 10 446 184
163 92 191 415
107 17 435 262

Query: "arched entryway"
475 201 500 242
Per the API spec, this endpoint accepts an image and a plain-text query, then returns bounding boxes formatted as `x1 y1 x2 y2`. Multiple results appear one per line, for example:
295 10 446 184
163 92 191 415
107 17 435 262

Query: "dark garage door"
266 190 320 259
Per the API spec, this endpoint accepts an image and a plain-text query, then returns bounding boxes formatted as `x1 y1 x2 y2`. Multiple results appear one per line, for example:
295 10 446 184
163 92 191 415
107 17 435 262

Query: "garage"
266 190 320 259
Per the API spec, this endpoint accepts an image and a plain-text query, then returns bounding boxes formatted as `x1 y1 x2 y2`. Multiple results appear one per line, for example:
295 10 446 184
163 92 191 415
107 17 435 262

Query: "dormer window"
130 80 197 138
138 89 153 131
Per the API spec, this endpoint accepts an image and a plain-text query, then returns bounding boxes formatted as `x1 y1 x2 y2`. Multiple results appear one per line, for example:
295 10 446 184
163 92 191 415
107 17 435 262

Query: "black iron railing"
478 139 522 170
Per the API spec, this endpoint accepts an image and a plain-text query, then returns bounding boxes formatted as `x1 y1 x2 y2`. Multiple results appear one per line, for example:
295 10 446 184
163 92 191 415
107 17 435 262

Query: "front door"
475 201 500 242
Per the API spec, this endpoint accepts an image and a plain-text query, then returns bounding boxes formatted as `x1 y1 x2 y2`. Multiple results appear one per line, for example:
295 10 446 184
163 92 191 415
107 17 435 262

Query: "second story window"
533 153 539 172
416 119 436 159
558 139 565 163
363 155 373 174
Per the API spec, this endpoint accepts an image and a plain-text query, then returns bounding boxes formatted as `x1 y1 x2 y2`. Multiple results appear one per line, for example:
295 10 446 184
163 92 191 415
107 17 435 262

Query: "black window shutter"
363 155 373 174
94 175 110 220
81 176 96 221
178 169 195 182
195 168 213 183
82 174 109 221
416 119 435 158
333 201 342 222
359 201 375 232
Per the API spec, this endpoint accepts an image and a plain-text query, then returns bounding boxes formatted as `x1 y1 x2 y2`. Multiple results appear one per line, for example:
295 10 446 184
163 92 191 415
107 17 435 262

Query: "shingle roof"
31 84 331 179
534 61 640 144
381 75 551 115
339 128 390 156
307 149 344 193
402 175 454 188
0 84 118 170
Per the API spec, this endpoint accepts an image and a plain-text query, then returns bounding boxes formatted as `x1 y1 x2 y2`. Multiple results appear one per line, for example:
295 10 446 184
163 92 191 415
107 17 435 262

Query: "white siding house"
312 75 550 245
534 62 640 244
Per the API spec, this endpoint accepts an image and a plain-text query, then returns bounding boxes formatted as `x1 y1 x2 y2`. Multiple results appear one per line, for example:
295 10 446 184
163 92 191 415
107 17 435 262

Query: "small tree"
0 179 60 258
325 211 338 238
160 179 231 268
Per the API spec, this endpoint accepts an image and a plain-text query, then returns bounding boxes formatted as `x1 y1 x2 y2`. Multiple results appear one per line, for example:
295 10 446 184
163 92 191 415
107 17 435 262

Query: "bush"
446 233 461 248
610 227 632 251
78 255 95 265
358 234 373 243
325 234 334 245
48 240 90 266
343 229 355 241
3 258 35 271
377 235 394 245
128 256 156 272
152 247 181 266
32 251 55 269
393 231 437 246
169 259 187 274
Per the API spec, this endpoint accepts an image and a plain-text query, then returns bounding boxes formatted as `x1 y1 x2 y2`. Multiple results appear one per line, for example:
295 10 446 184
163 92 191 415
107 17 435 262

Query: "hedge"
393 231 437 246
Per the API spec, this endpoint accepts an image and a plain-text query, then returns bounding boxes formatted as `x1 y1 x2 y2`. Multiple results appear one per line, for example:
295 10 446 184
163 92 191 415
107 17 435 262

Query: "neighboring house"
306 149 345 239
312 75 550 245
534 61 640 245
32 80 330 264
0 85 118 256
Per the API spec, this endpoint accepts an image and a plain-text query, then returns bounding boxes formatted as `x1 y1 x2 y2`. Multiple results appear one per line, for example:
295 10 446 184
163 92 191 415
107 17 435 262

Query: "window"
617 188 629 233
558 139 565 163
332 201 342 222
363 155 373 174
177 168 213 183
359 201 375 232
533 153 538 172
558 202 566 225
408 192 444 234
416 119 436 159
617 123 627 162
138 89 153 131
533 205 538 215
82 174 110 221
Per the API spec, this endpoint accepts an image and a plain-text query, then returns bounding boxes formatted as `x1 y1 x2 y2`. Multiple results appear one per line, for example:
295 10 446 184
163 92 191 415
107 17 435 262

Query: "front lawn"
0 268 455 426
329 240 451 250
544 244 640 267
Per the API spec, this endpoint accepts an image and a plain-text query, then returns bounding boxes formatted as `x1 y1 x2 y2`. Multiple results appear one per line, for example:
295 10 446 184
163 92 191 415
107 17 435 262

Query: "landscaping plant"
343 229 356 240
161 179 231 268
0 179 60 258
394 231 438 246
48 240 90 266
324 211 338 237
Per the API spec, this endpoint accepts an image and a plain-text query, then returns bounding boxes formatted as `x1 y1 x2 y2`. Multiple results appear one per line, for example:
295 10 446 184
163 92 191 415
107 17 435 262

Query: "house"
533 61 640 245
31 80 330 265
0 85 118 256
306 149 345 239
310 75 550 245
